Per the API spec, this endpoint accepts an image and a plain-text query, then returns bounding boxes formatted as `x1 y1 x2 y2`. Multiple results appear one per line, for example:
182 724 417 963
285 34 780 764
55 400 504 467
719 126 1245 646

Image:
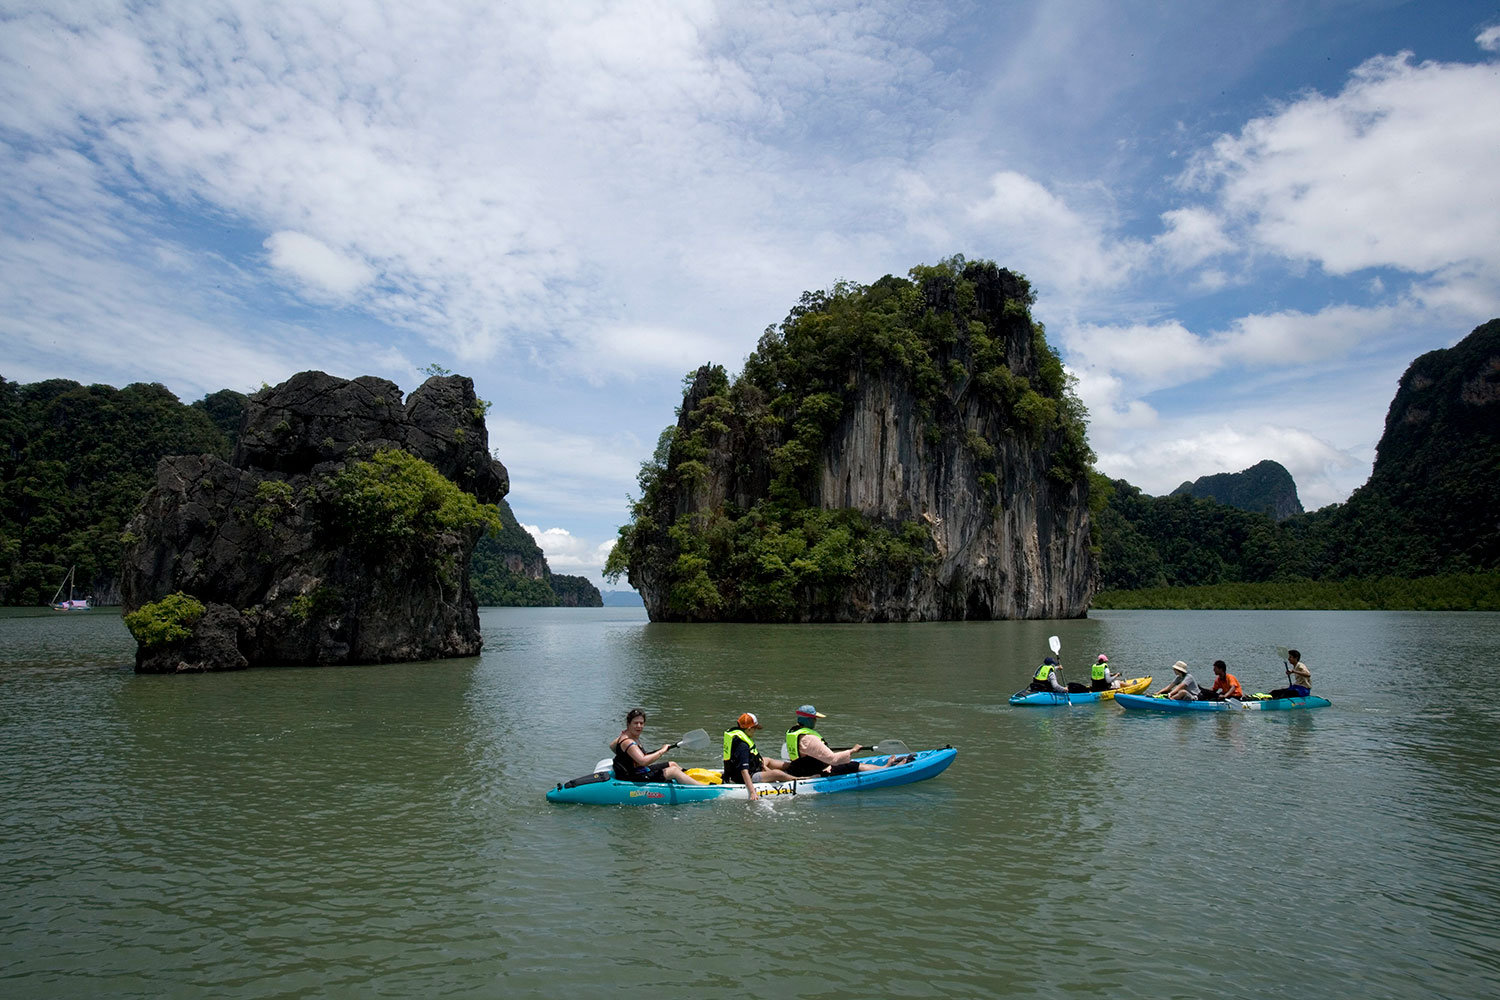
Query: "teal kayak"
1009 675 1152 706
546 747 957 805
1114 693 1331 713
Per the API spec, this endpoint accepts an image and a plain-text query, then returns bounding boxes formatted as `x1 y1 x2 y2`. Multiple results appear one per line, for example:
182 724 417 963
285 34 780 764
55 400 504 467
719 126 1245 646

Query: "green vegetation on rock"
123 591 205 647
607 255 1093 621
326 448 502 554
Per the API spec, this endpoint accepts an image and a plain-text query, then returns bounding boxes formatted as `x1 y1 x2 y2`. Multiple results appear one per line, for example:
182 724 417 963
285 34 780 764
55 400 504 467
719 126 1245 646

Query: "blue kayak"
1009 675 1152 706
1114 692 1331 713
546 747 957 805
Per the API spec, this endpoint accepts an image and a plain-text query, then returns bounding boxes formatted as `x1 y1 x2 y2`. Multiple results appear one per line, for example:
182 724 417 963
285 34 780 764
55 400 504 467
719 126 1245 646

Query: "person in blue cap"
782 705 904 778
1028 657 1067 694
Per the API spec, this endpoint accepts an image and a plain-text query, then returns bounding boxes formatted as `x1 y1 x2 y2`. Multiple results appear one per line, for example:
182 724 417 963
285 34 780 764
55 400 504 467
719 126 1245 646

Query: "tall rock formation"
121 371 508 672
1171 460 1304 520
608 257 1098 622
1304 318 1500 576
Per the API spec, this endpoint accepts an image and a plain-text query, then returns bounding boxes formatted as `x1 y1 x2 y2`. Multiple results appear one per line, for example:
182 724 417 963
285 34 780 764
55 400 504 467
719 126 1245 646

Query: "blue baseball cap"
796 704 826 719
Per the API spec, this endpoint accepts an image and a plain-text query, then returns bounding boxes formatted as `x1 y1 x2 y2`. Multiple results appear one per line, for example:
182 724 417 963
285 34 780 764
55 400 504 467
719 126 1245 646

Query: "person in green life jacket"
782 705 907 778
1029 657 1066 694
722 712 796 799
1089 654 1122 692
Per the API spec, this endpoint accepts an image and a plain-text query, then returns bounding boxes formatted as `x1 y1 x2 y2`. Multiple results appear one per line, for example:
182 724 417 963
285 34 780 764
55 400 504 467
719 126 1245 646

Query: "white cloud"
1194 52 1500 281
264 231 373 299
1154 206 1233 270
1477 25 1500 52
520 522 619 584
967 171 1142 295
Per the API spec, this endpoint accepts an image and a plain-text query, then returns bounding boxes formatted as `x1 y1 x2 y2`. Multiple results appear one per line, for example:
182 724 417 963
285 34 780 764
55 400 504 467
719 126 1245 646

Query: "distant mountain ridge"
1098 318 1500 589
1170 460 1304 520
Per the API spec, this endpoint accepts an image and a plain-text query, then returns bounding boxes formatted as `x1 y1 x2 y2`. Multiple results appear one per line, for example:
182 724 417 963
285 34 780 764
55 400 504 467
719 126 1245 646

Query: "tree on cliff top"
606 255 1096 622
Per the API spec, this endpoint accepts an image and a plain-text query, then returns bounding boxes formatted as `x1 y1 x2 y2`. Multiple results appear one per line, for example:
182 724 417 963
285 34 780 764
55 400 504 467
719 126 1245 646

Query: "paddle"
668 728 710 751
1049 634 1070 706
832 739 910 756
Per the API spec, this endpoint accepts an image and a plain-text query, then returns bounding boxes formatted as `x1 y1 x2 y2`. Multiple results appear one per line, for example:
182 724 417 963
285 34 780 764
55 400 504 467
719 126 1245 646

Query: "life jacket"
1034 663 1056 682
610 737 643 780
786 725 820 761
723 728 756 761
1092 661 1107 681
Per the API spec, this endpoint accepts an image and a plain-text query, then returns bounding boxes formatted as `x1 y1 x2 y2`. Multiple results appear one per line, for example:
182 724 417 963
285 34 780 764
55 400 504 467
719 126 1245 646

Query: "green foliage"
469 498 602 606
253 479 295 532
124 591 205 647
285 586 339 623
1093 572 1500 611
326 449 502 554
607 255 1093 620
0 376 234 605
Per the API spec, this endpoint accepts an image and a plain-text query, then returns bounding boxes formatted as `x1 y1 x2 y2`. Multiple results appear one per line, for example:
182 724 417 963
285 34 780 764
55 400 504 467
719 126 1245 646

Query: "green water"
2 606 1499 998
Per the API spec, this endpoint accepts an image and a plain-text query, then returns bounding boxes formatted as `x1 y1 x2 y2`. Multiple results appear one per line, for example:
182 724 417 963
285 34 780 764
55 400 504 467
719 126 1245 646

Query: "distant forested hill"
0 376 244 604
1 373 599 607
469 499 601 607
1098 319 1500 592
1170 459 1303 520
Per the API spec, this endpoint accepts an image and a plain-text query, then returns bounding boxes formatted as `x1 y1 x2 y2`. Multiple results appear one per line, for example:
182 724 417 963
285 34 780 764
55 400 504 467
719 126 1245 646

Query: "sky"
4 1 1500 588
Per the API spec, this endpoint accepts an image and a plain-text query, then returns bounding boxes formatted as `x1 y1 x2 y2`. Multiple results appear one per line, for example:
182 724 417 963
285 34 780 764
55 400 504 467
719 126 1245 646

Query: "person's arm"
729 741 758 799
799 734 844 765
623 739 663 767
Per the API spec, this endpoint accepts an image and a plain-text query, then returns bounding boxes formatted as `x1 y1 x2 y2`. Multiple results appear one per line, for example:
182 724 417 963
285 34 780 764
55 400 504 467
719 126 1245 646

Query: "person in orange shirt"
1208 660 1244 701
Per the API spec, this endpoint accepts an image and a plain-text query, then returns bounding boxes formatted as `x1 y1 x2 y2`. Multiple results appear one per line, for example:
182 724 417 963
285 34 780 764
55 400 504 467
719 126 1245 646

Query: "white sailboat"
50 566 91 611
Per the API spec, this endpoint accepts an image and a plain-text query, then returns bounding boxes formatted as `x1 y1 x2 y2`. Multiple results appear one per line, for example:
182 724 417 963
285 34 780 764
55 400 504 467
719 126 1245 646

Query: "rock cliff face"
1171 460 1304 520
121 371 508 672
613 258 1097 621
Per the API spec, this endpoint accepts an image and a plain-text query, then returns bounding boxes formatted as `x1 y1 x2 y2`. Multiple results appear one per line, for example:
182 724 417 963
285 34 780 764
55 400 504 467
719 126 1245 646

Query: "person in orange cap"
722 712 795 799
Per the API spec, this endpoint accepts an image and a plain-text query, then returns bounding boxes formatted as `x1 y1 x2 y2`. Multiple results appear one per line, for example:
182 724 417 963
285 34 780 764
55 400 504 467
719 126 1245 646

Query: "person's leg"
662 763 706 785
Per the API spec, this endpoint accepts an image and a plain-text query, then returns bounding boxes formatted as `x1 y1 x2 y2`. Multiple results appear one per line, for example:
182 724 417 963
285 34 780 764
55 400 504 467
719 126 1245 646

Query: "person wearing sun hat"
722 712 794 798
783 705 904 778
1153 661 1203 701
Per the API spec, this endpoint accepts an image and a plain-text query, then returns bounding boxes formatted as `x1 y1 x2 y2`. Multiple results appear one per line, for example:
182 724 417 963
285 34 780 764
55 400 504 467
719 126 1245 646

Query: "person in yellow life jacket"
1089 654 1122 692
722 713 795 799
782 705 907 778
1029 657 1066 694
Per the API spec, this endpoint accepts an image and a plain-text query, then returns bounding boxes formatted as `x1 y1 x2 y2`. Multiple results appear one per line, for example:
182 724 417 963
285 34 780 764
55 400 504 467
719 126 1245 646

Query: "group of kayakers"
1028 653 1124 694
610 704 910 801
1152 649 1312 701
1029 648 1314 702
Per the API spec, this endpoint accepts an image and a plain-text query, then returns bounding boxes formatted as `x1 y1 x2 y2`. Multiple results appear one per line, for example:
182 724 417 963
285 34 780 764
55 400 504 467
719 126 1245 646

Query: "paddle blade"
675 728 710 752
870 739 909 756
1048 635 1061 656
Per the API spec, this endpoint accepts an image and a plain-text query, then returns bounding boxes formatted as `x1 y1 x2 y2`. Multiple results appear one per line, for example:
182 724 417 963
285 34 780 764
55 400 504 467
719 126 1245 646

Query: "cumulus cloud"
264 231 373 299
520 523 619 584
1191 52 1500 280
967 171 1143 294
1478 25 1500 52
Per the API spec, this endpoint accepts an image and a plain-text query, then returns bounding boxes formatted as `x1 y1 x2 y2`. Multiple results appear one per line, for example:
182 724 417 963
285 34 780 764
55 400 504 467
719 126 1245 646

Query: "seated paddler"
610 708 705 786
1029 657 1067 694
722 712 794 799
783 705 905 778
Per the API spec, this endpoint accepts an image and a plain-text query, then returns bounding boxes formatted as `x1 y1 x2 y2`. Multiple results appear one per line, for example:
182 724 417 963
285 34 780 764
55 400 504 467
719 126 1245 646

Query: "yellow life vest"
785 725 819 760
722 728 756 761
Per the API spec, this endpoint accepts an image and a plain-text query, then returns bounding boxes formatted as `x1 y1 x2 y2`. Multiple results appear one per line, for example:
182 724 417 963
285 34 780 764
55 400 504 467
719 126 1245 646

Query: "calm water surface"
2 606 1499 998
